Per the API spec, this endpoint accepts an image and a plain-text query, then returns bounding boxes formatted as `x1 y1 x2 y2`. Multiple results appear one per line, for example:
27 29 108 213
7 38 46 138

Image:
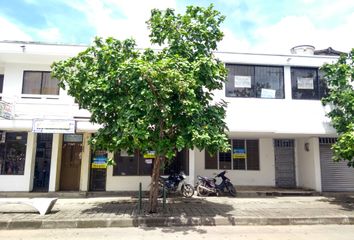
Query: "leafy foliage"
321 49 354 167
51 4 230 212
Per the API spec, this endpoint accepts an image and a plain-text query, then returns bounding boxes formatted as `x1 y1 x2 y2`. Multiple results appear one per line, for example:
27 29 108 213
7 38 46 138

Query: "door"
33 133 53 192
320 138 354 191
60 134 83 191
274 139 296 188
89 150 107 191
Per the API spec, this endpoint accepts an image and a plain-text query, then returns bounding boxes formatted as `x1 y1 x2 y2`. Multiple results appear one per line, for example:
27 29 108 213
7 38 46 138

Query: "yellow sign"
233 153 246 159
143 151 155 159
91 163 107 169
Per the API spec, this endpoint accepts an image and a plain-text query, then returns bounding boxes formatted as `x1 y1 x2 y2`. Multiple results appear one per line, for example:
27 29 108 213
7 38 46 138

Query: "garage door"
320 138 354 192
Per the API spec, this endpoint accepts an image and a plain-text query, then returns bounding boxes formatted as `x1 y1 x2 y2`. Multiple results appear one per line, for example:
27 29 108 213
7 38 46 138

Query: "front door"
60 134 83 191
89 150 107 191
274 139 296 188
33 133 53 192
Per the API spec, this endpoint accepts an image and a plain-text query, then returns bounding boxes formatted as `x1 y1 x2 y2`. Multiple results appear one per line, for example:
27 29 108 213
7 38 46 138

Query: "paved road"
1 225 354 240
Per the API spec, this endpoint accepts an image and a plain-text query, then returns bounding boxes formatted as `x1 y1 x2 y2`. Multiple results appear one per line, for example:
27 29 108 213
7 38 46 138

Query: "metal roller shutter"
320 139 354 192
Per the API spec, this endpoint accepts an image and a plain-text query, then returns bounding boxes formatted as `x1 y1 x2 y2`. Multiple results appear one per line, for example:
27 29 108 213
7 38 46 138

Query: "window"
0 74 4 95
225 64 284 99
205 139 259 171
161 149 189 175
113 149 189 176
291 67 327 100
22 71 59 95
0 132 28 175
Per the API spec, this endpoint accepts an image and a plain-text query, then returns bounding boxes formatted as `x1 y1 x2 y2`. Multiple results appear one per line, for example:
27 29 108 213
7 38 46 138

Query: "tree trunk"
148 155 164 213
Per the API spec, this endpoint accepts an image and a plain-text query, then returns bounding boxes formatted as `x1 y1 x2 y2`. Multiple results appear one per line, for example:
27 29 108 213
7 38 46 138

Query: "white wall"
296 137 322 191
194 138 275 186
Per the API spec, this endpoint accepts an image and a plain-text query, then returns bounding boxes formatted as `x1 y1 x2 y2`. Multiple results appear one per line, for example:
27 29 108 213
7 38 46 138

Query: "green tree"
51 5 230 213
321 49 354 167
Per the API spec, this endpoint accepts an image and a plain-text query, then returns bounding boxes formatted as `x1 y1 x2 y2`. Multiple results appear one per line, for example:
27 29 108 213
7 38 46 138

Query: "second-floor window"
225 64 284 99
22 71 59 95
291 67 327 100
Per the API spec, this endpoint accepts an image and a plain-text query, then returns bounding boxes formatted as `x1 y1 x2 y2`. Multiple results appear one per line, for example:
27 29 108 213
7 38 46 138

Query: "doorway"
274 139 296 188
60 134 83 191
89 150 107 191
33 133 53 192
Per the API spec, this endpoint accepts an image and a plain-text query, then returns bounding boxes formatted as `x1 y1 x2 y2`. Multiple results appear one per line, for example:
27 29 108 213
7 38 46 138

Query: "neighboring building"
0 41 353 193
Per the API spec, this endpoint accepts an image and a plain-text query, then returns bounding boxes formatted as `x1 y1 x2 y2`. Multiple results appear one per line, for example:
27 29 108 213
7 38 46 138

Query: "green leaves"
321 49 354 166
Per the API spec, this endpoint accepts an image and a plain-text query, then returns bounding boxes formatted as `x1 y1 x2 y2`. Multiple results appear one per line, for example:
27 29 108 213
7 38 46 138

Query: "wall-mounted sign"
32 119 76 134
0 100 14 120
91 151 108 169
144 150 155 159
234 75 252 88
63 134 83 143
297 77 314 89
261 88 276 99
232 148 246 159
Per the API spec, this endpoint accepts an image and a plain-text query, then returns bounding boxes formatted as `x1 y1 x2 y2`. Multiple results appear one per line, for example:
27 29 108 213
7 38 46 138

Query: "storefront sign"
261 88 276 98
297 77 314 89
0 100 14 120
232 148 246 159
234 75 252 88
91 151 108 169
32 119 76 133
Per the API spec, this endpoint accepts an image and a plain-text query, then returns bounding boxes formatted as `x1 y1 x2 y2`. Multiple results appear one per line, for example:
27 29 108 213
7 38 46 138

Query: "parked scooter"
158 171 194 198
196 171 236 197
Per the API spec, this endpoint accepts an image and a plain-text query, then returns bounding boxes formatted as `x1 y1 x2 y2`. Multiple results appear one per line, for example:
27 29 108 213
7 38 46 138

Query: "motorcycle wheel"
226 182 237 197
196 183 210 197
181 184 194 198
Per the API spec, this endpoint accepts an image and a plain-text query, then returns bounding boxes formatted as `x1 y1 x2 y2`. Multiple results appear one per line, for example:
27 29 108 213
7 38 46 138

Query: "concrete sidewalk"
0 195 354 229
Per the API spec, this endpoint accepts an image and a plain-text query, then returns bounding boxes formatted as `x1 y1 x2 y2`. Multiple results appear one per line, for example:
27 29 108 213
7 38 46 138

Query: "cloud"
0 16 32 41
34 27 62 43
65 0 176 47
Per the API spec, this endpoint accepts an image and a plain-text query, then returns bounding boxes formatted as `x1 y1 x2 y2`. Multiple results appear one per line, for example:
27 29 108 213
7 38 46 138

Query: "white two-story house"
0 41 353 193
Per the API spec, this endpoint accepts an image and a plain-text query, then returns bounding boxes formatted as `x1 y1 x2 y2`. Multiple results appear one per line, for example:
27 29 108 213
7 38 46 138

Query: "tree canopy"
321 49 354 167
51 4 230 212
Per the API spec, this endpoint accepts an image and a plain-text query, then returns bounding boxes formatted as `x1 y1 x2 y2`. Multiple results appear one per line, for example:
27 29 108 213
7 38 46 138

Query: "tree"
321 49 354 167
51 5 230 213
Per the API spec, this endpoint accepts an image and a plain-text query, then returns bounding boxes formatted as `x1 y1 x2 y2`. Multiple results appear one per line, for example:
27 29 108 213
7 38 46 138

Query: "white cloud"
248 13 354 54
0 16 32 41
65 0 176 48
34 27 62 43
218 28 252 52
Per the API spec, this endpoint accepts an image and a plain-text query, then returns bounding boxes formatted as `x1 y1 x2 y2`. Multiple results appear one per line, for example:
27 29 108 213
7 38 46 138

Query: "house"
0 41 353 193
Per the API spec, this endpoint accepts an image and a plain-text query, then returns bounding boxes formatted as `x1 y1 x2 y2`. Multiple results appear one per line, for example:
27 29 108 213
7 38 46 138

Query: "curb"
1 216 353 230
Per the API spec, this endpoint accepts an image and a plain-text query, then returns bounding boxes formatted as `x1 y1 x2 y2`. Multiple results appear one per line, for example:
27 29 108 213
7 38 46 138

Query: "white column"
79 133 91 191
49 134 62 192
283 66 292 100
188 149 195 185
311 137 322 192
24 132 37 191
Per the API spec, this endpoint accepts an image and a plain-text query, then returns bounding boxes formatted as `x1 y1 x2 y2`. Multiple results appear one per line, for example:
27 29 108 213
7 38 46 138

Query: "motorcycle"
196 170 236 197
158 171 194 198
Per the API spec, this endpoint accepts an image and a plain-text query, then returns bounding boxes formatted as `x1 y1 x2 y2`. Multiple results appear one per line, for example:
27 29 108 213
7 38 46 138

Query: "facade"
0 41 353 193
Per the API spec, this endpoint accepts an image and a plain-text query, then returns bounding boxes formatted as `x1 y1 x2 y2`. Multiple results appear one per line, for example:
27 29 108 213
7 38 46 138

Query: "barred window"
205 139 260 171
225 64 284 99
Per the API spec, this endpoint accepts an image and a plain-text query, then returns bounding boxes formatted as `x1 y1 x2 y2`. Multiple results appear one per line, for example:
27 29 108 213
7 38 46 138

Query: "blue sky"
0 0 353 53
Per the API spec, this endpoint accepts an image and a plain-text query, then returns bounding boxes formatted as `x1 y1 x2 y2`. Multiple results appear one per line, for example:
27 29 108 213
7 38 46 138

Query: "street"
1 225 354 240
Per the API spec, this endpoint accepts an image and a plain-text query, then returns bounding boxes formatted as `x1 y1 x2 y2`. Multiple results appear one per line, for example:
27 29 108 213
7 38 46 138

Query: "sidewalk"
0 194 354 229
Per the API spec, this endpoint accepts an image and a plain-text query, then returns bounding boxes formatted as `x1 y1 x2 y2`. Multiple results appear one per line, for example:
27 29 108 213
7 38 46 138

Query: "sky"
0 0 353 54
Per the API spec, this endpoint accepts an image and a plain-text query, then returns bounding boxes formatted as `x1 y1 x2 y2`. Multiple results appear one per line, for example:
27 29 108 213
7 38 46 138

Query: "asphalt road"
1 225 354 240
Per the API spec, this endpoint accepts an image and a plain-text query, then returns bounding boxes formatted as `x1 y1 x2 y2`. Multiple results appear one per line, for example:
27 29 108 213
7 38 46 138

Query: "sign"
145 159 153 164
233 148 246 159
32 119 76 133
63 134 83 143
91 151 108 169
234 76 252 88
261 88 276 98
297 77 314 89
0 100 14 120
144 150 155 159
